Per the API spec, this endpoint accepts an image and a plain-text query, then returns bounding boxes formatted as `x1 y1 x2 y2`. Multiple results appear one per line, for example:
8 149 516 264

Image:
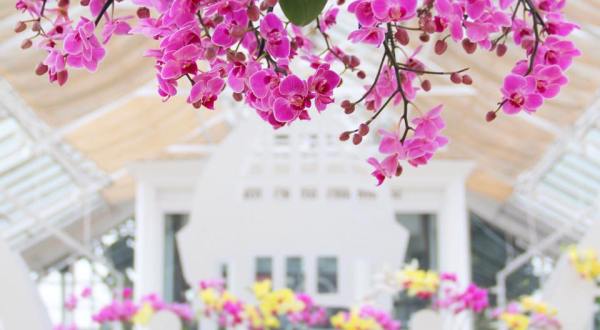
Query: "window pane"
394 214 437 324
286 257 304 292
396 214 437 269
164 214 191 303
255 257 273 281
317 257 338 293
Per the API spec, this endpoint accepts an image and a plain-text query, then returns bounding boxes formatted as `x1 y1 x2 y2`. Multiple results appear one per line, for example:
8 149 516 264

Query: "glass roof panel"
0 116 82 230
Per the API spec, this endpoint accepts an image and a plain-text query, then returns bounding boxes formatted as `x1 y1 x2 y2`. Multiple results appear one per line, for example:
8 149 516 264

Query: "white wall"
0 238 51 330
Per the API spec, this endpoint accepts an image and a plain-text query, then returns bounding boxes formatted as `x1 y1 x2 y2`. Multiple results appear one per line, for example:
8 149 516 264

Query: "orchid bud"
358 123 370 136
14 21 27 33
462 74 473 85
57 70 68 86
396 165 403 177
349 55 360 68
450 73 462 84
248 5 260 21
352 134 362 145
419 33 430 42
394 28 409 46
233 93 243 102
434 40 447 55
357 70 366 79
20 38 32 49
421 79 431 91
496 44 507 57
462 39 477 54
137 7 150 18
35 63 48 76
486 111 497 122
339 131 351 141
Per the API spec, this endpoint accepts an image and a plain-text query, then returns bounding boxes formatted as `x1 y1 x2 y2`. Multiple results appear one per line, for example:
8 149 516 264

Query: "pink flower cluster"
132 0 342 129
368 105 448 185
14 0 580 185
288 293 328 327
358 305 402 330
92 288 194 324
436 279 489 314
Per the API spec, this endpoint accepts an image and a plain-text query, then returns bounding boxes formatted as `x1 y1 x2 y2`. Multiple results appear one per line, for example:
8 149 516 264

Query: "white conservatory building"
131 113 473 313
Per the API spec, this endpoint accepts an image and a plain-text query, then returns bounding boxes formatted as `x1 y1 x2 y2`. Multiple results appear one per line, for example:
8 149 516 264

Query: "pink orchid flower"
188 72 225 109
273 75 312 123
372 0 417 22
348 27 386 46
63 17 106 72
349 0 377 26
501 74 543 114
308 64 341 112
259 13 290 59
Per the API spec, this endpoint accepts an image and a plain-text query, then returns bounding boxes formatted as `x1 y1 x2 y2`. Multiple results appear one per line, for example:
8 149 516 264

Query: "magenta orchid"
501 74 544 114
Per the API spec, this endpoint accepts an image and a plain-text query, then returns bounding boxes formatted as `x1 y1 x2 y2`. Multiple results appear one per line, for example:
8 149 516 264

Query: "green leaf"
279 0 328 26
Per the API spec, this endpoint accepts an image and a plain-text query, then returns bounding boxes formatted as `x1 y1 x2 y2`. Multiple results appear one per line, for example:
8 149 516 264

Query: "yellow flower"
397 265 439 297
330 309 381 330
132 302 155 325
500 312 530 330
520 296 556 316
567 246 600 281
253 280 272 299
199 288 219 308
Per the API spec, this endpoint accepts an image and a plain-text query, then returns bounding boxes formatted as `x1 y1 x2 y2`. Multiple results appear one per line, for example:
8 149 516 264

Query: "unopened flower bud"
358 123 370 136
233 93 243 102
337 0 345 4
462 74 473 85
394 28 409 46
58 0 69 7
357 70 366 79
57 70 68 86
462 39 477 54
14 21 27 33
342 100 355 114
496 43 507 57
80 0 90 5
349 55 360 68
339 131 351 141
450 72 462 84
396 165 403 176
35 63 48 75
21 38 32 49
434 39 447 55
248 5 260 21
419 33 430 42
264 0 277 7
486 111 497 122
137 7 150 18
423 20 436 34
421 79 431 91
352 133 362 145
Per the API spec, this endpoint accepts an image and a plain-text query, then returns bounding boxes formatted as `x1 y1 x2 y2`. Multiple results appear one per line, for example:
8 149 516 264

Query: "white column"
438 179 472 330
134 181 165 300
438 179 471 283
